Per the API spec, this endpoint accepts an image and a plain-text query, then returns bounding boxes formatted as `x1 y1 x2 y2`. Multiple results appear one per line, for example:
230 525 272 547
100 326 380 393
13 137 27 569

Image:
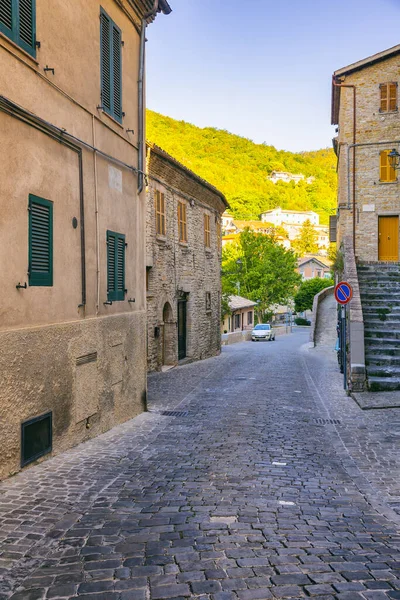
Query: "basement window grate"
21 412 52 467
160 410 188 417
313 417 341 425
76 352 97 366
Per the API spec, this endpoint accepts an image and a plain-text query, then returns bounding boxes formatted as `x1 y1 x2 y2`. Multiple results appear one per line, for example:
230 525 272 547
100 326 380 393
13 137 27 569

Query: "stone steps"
357 261 400 391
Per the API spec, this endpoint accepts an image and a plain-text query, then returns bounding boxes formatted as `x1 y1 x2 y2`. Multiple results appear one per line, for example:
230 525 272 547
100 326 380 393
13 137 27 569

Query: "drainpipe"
138 0 159 194
333 77 357 255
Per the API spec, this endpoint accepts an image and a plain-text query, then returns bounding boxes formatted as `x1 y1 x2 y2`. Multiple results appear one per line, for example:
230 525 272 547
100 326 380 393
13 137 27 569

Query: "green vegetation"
291 220 319 255
147 110 337 225
294 317 311 326
294 277 334 313
222 229 301 320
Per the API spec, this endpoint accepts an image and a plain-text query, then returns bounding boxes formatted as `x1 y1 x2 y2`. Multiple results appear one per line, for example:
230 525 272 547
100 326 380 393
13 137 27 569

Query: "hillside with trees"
147 110 337 225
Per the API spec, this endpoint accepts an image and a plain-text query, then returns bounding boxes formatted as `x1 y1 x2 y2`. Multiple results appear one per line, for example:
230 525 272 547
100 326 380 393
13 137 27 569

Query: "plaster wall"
0 0 150 477
336 55 400 260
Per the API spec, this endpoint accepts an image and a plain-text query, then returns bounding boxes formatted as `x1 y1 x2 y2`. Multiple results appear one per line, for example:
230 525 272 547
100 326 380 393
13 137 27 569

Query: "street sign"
335 281 353 305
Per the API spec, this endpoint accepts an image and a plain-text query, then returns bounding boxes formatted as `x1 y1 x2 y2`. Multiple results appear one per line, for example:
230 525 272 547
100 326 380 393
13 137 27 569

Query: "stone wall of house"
335 54 400 261
146 148 226 372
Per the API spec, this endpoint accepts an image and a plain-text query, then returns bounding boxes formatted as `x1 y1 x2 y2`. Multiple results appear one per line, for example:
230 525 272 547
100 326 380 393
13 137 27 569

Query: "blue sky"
146 0 400 152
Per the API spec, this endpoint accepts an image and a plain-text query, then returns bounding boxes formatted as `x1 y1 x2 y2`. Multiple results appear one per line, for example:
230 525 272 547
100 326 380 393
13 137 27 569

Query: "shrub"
294 317 311 326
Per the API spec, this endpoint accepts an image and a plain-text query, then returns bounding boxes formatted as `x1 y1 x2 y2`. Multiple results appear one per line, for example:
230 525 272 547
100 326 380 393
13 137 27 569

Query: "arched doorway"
162 302 175 366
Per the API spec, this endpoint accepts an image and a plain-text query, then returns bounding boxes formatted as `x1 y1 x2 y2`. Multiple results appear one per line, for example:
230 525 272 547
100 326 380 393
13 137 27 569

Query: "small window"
178 201 187 243
100 8 122 123
0 0 36 57
247 311 253 325
155 190 166 236
21 412 52 467
146 266 151 292
235 314 240 329
204 214 211 248
205 291 211 312
107 230 125 301
380 150 397 182
28 194 53 287
380 82 397 112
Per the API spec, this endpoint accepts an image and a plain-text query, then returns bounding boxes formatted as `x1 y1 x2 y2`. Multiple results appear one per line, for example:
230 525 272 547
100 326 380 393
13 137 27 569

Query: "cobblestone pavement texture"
1 330 400 600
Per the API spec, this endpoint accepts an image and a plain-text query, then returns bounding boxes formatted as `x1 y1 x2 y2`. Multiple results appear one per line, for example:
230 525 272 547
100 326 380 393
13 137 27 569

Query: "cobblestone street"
1 330 400 600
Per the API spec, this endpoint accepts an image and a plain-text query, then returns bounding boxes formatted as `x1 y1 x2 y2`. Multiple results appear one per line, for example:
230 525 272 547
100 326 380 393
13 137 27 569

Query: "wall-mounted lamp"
16 282 27 289
388 149 400 170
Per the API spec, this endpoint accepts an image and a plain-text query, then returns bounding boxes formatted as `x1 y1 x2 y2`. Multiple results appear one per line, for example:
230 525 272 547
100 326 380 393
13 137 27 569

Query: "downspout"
138 0 159 193
92 116 100 314
333 77 357 254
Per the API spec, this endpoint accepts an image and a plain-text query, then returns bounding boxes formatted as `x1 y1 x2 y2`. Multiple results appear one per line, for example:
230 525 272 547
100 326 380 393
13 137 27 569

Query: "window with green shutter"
100 8 122 123
107 230 125 301
0 0 36 57
28 194 53 287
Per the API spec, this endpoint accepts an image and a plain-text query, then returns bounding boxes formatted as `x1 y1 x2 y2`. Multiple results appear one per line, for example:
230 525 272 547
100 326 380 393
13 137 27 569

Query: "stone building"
0 0 171 478
331 44 400 391
146 143 228 371
260 207 319 226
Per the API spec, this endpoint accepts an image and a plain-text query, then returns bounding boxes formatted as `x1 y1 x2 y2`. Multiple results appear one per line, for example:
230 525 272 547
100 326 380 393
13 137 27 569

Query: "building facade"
0 0 171 478
260 208 319 227
221 296 257 333
297 257 332 280
146 144 228 372
332 44 400 261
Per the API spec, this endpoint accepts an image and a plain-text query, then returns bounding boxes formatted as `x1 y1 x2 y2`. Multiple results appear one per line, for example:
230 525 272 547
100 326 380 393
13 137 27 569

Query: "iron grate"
313 417 341 425
149 410 189 417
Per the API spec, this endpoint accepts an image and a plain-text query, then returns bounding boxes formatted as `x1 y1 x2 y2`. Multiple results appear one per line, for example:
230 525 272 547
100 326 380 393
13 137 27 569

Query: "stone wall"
335 54 400 261
146 146 227 371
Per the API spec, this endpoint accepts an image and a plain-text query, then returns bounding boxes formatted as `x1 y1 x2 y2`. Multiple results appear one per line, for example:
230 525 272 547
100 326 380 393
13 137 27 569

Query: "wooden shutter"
18 0 35 53
0 0 36 57
112 23 122 121
0 0 13 34
107 230 125 301
380 150 389 181
100 9 122 123
389 83 397 111
329 215 337 243
100 10 112 113
29 194 53 287
380 84 388 112
155 191 165 235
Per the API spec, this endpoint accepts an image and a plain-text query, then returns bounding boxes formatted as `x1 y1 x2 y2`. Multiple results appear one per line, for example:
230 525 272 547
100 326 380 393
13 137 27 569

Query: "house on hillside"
297 257 332 280
267 171 315 185
332 43 400 391
146 143 228 371
221 296 257 333
0 0 171 479
260 207 319 226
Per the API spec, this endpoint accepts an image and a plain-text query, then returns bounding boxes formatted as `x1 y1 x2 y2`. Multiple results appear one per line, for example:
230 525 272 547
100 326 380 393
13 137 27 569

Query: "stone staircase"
357 263 400 391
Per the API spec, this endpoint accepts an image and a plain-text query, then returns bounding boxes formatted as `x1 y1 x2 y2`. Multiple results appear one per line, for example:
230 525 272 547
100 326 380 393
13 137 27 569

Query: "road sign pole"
342 305 347 390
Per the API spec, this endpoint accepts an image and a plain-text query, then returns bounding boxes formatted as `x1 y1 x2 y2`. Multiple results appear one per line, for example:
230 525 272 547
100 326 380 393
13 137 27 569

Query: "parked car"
251 323 275 341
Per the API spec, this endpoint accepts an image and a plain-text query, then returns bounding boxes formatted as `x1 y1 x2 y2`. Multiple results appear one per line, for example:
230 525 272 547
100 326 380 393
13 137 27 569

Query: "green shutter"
100 7 122 123
0 0 35 57
0 0 13 35
28 194 53 287
107 230 125 301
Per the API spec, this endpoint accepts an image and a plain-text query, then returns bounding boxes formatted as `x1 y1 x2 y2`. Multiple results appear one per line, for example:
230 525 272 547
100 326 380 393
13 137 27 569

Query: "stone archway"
162 302 176 366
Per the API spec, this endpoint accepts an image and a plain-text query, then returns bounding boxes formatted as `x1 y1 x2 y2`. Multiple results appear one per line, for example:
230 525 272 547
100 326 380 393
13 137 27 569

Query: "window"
204 214 211 248
146 266 151 292
178 201 187 243
205 292 211 312
107 230 125 301
380 82 397 112
100 8 122 123
28 194 53 287
234 314 240 329
380 150 397 182
0 0 36 57
21 412 52 467
155 190 165 236
247 311 253 325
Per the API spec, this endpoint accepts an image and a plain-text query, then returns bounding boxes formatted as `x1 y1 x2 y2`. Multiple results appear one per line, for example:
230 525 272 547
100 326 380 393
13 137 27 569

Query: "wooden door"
378 216 399 261
177 301 187 360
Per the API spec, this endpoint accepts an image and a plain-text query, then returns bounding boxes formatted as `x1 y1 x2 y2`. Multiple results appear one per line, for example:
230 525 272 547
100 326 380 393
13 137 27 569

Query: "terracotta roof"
297 256 331 268
147 142 229 208
228 295 257 310
331 44 400 125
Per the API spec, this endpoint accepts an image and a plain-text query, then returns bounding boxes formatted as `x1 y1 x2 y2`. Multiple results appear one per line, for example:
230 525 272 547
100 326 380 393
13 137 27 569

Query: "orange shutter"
380 150 388 181
380 84 388 112
389 83 397 111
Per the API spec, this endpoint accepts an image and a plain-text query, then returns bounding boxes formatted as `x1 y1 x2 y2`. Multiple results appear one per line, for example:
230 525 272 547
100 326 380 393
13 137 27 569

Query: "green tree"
291 219 319 256
294 277 334 313
222 229 301 321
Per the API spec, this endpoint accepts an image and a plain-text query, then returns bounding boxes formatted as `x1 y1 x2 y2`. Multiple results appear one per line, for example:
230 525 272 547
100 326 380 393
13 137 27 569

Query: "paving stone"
151 584 191 599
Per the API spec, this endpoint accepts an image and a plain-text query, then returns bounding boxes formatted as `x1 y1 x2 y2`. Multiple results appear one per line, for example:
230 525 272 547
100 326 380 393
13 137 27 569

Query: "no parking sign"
335 281 353 305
